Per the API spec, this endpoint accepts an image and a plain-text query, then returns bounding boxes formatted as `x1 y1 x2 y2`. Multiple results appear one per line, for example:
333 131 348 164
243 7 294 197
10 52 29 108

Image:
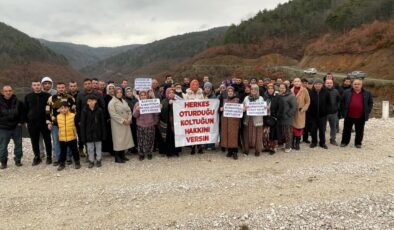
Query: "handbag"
263 115 277 127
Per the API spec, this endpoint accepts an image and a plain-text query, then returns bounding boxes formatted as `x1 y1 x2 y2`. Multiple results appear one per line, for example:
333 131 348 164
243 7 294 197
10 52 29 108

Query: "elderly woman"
291 78 310 150
278 83 297 153
159 88 181 157
242 84 266 156
262 84 283 154
220 86 241 159
133 91 158 161
108 87 134 163
184 79 204 154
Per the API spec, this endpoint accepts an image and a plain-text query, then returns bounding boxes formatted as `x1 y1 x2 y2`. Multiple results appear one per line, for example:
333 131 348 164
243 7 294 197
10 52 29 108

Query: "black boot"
57 162 65 171
119 151 129 161
32 156 42 166
232 150 238 160
0 160 7 169
198 145 204 154
226 150 232 157
191 146 196 155
291 136 296 149
295 137 301 150
74 161 81 169
114 151 124 163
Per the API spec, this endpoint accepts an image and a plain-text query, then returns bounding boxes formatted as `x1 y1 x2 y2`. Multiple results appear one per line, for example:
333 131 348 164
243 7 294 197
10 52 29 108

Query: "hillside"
39 39 141 69
80 27 228 81
300 19 394 79
0 22 83 86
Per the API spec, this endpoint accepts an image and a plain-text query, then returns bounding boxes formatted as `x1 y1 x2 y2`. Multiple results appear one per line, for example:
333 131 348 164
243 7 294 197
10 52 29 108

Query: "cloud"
0 0 288 47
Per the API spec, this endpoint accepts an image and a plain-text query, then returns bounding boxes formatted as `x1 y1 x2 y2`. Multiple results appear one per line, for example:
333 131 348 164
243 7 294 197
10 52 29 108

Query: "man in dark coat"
0 85 24 168
24 80 52 165
340 79 373 148
308 79 331 149
325 79 341 145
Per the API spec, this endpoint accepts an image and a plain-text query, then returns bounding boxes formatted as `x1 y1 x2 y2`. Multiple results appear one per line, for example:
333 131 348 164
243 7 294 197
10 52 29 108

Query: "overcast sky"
0 0 288 47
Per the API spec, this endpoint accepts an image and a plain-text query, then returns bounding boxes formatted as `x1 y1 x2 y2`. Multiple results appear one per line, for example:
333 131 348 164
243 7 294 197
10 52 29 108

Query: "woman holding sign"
242 84 266 156
220 86 241 160
184 79 205 154
133 91 158 161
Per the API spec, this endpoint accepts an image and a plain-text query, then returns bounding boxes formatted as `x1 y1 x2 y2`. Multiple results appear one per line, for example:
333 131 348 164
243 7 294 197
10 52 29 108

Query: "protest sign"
139 99 161 114
223 103 243 118
246 101 267 116
134 78 152 91
173 99 219 147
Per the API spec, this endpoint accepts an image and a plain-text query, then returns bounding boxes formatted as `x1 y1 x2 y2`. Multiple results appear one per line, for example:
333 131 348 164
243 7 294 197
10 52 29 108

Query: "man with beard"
46 82 76 166
25 80 52 165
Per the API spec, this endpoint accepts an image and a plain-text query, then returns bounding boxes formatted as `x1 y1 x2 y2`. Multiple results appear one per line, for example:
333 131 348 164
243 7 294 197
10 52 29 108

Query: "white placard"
223 103 243 118
134 78 152 91
139 99 161 114
246 101 267 116
173 99 219 147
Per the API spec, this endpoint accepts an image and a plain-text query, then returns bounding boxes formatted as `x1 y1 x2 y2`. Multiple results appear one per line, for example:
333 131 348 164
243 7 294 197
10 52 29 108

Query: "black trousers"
310 116 327 145
303 115 312 141
341 117 365 145
59 140 80 164
28 122 52 158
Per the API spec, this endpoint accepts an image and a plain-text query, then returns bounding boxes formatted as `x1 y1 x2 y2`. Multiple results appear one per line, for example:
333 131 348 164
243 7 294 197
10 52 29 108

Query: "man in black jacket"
0 85 24 169
325 79 341 145
308 79 331 149
76 78 105 156
340 79 373 148
24 80 52 165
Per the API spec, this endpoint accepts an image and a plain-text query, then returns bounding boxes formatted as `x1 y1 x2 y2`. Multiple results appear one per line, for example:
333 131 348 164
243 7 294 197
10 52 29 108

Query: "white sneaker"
284 148 292 153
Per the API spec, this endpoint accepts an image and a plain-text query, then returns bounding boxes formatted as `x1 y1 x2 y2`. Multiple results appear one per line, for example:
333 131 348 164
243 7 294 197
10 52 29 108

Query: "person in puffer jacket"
56 101 80 171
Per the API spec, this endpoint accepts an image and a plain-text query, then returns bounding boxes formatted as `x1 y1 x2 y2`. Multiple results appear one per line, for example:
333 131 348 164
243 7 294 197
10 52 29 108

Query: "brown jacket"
291 87 310 129
220 97 240 148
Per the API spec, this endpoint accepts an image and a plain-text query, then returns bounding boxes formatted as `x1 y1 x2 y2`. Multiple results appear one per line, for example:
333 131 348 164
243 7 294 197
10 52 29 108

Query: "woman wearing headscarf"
102 84 115 156
183 79 204 154
262 83 283 154
133 91 158 160
159 88 181 157
220 86 241 159
278 83 297 153
242 84 266 156
108 87 134 163
291 78 310 150
124 87 138 153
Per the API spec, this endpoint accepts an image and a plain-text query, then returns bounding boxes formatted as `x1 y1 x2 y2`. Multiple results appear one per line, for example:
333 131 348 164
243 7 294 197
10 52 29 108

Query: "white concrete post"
382 101 389 119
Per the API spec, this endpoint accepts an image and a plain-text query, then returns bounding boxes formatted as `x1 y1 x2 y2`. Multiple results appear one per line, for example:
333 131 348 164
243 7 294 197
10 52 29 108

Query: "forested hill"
80 27 228 79
39 39 141 70
224 0 393 44
0 22 83 86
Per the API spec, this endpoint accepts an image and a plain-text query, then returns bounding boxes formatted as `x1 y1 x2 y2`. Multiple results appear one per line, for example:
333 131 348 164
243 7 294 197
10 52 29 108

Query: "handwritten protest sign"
134 78 152 91
173 99 219 147
223 103 243 118
139 99 161 114
246 101 267 116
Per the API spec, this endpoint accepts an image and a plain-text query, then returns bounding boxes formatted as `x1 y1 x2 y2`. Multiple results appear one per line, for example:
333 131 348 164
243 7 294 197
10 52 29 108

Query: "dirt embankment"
300 20 394 80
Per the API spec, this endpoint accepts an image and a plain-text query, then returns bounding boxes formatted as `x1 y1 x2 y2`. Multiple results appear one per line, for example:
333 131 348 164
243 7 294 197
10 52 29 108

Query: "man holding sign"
242 84 266 156
220 86 241 159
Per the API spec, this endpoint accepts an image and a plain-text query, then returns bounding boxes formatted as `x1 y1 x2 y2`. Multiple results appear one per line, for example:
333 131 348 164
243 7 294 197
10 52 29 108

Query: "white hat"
41 76 53 84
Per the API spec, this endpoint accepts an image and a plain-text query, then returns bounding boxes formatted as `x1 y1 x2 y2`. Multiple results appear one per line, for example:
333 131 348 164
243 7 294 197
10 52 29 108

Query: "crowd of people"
0 73 373 171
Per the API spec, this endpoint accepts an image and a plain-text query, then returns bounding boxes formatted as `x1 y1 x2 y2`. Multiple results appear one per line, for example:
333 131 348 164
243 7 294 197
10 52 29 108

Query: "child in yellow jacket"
56 101 80 171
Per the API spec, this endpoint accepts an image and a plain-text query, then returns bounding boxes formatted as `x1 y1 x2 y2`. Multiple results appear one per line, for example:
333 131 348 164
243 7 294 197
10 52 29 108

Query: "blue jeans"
52 126 72 161
0 126 23 162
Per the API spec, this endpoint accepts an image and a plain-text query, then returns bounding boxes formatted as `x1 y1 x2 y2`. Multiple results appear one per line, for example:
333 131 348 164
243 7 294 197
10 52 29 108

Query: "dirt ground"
0 118 393 229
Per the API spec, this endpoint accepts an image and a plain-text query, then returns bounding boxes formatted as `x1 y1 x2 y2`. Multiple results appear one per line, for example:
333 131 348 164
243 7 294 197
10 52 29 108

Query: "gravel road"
0 118 393 229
